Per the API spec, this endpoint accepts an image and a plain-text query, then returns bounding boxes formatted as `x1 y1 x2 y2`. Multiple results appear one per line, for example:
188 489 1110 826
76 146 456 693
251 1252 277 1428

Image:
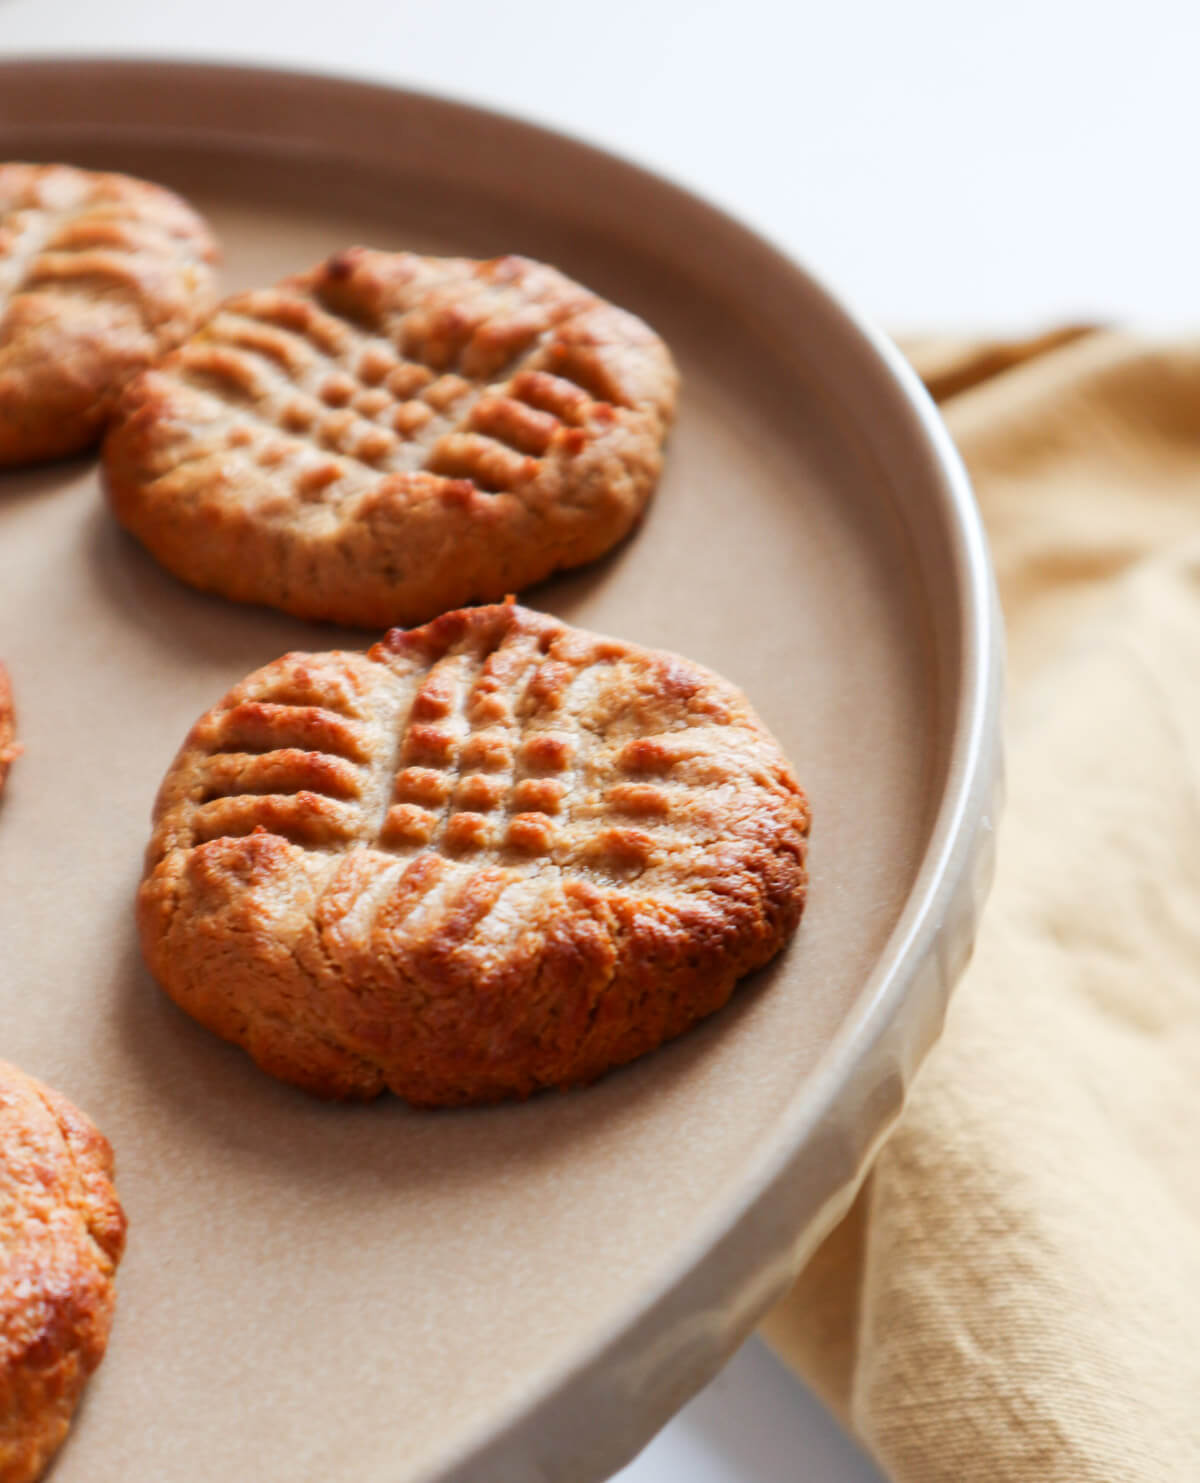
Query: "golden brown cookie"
139 603 809 1105
0 163 218 465
0 1060 125 1483
104 249 677 627
0 665 18 798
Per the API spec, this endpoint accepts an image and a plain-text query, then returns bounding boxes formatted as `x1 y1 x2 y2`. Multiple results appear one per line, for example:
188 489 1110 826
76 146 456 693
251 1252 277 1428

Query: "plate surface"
0 61 1000 1483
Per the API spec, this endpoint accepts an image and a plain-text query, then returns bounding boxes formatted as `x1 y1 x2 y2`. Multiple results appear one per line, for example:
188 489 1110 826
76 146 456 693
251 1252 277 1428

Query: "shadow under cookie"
110 902 789 1195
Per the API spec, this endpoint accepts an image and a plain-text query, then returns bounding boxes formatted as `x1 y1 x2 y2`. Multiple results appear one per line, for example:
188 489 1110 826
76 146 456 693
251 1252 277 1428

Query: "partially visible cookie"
0 163 218 465
0 664 17 797
104 249 677 627
139 602 809 1105
0 1060 125 1483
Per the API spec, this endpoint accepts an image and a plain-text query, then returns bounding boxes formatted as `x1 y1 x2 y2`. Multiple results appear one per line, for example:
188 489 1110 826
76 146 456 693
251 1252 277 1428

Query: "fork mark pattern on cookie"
366 621 696 884
380 630 557 858
0 176 212 313
1 165 219 465
161 260 624 512
175 616 706 885
188 663 378 850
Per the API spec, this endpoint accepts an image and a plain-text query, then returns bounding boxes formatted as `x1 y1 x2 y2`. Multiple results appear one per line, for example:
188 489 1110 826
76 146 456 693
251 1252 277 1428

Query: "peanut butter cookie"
139 603 809 1105
0 665 17 798
104 249 677 627
0 1060 125 1483
0 163 218 465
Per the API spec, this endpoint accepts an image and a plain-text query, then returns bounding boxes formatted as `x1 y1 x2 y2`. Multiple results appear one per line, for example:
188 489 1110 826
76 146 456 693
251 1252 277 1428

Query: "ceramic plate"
0 60 1001 1483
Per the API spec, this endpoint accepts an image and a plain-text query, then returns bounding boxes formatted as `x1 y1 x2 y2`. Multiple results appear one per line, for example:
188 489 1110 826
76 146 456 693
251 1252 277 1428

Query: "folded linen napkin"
762 330 1200 1483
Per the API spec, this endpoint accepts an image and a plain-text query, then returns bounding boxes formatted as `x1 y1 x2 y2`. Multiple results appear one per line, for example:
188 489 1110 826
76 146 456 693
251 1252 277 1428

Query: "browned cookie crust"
0 666 17 797
0 1061 125 1483
0 163 218 466
140 604 809 1105
104 249 678 628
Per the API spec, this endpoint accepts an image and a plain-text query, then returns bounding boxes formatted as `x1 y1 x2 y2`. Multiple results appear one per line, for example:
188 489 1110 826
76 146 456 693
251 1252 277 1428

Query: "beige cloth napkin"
762 330 1200 1482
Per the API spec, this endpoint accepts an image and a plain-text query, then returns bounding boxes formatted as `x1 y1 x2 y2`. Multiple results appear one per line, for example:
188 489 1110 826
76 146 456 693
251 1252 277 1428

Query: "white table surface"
2 2 1187 1478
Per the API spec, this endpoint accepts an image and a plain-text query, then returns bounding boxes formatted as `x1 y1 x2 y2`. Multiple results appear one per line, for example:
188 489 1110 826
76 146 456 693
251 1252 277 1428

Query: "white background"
3 2 1189 1478
4 0 1197 334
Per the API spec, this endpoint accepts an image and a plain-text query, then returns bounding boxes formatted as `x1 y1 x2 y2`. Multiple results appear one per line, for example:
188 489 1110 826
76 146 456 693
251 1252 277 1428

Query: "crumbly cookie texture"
0 163 219 466
0 1060 125 1483
104 249 678 628
0 665 18 797
140 603 809 1105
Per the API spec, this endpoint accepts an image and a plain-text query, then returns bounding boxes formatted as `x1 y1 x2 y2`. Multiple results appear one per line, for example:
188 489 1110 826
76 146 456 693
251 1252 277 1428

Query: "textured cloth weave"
762 330 1200 1483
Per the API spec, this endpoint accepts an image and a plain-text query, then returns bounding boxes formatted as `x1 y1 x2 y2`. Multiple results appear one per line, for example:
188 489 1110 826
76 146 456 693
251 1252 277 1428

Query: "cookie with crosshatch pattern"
103 247 677 627
139 603 809 1105
0 163 218 465
0 662 19 797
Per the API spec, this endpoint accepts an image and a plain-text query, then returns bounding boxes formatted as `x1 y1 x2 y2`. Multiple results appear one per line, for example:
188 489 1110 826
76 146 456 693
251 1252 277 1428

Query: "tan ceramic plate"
0 60 1001 1483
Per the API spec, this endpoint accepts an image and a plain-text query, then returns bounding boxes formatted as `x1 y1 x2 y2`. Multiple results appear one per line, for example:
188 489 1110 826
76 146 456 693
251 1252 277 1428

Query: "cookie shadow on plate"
0 454 93 510
109 910 786 1194
521 527 640 622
